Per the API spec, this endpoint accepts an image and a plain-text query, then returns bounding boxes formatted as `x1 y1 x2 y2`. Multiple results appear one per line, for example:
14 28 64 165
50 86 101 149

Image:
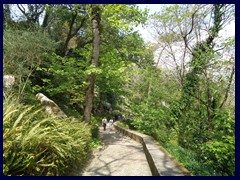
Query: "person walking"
109 118 114 131
102 117 107 131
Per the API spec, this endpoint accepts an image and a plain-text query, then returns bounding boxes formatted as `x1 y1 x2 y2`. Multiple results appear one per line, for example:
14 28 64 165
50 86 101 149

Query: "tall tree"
150 4 234 142
83 5 101 123
181 4 234 132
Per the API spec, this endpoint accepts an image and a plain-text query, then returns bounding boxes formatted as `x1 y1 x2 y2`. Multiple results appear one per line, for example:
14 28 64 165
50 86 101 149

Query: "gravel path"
81 125 152 176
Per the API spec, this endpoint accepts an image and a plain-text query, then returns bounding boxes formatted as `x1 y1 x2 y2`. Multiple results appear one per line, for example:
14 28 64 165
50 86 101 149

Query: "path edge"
114 123 192 176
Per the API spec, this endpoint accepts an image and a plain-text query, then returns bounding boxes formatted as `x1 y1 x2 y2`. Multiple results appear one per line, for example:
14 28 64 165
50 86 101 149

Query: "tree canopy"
3 4 235 176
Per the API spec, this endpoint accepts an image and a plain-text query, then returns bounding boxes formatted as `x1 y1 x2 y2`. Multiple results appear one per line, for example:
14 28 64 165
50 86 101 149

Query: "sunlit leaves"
85 65 102 76
3 95 92 175
102 4 148 31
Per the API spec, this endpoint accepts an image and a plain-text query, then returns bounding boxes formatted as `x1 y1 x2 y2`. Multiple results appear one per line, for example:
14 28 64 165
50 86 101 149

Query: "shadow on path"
81 126 152 176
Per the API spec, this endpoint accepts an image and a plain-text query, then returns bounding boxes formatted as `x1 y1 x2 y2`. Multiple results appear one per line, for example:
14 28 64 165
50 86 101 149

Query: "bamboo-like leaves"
3 96 92 175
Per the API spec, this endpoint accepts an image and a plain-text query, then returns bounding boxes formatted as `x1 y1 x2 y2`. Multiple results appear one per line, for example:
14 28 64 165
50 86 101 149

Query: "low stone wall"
114 123 192 176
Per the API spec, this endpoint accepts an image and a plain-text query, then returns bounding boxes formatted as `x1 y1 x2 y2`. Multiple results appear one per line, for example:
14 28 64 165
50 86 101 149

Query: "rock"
36 93 67 118
3 75 15 89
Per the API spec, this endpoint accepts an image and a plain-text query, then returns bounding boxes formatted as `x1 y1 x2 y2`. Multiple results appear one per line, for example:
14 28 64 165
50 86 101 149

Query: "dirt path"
81 125 152 176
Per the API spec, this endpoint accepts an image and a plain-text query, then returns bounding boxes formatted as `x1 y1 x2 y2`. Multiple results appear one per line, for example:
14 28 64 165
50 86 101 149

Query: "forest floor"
80 124 152 176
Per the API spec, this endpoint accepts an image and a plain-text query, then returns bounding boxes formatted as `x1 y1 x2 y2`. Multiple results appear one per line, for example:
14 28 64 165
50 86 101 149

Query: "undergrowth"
3 95 92 176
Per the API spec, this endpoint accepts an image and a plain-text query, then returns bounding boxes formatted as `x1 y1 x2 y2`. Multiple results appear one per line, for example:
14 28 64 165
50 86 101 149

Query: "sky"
136 4 235 43
135 4 235 70
136 4 164 42
137 4 164 14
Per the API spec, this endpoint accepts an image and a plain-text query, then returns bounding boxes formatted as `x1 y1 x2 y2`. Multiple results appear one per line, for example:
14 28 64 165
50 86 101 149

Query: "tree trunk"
83 5 101 123
219 65 235 109
42 5 50 28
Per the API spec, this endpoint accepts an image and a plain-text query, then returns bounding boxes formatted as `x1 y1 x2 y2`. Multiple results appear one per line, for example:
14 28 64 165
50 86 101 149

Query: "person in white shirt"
102 117 107 131
109 118 114 131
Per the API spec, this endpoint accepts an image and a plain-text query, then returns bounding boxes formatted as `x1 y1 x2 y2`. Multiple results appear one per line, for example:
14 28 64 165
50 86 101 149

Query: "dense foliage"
119 4 235 176
3 4 149 176
3 4 234 176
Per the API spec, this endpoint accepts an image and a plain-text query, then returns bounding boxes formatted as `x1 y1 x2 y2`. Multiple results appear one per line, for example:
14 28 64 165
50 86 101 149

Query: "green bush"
200 137 235 176
199 110 235 176
3 95 92 176
88 116 102 149
116 121 129 129
163 143 214 176
90 116 100 139
125 119 137 130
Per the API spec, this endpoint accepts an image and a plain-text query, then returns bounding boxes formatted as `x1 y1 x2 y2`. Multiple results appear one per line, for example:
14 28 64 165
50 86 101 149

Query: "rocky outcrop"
36 93 67 118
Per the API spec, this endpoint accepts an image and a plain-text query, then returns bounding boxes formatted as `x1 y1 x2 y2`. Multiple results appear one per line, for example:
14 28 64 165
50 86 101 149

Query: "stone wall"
114 123 192 176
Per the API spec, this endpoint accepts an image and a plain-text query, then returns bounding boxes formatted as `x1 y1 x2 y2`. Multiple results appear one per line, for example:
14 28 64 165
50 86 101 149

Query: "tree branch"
17 4 27 17
70 17 86 39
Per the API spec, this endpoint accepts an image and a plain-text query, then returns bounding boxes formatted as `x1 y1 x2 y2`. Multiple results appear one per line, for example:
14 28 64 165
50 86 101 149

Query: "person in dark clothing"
102 117 107 131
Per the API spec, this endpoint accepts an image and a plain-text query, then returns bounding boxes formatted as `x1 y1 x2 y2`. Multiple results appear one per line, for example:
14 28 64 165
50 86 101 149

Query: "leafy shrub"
129 105 173 144
116 121 129 129
151 127 172 144
89 116 100 139
200 110 235 176
163 143 214 176
200 137 235 176
3 95 92 176
163 110 235 176
122 119 136 130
